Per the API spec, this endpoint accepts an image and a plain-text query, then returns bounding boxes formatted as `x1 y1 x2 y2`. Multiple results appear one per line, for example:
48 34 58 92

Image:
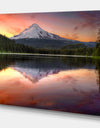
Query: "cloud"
70 11 100 41
0 13 37 36
7 26 22 35
71 33 79 40
65 32 79 40
73 11 100 35
79 11 97 28
74 26 79 31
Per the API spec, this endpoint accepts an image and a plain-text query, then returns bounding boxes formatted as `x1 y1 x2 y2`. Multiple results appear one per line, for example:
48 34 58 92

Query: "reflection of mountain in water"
11 56 95 80
0 54 99 81
0 54 100 115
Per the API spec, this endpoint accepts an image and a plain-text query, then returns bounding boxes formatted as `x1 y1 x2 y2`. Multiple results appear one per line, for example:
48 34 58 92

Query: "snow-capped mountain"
10 23 96 49
11 23 63 40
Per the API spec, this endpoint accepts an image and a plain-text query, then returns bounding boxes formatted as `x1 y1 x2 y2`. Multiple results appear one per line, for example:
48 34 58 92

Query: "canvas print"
0 11 100 115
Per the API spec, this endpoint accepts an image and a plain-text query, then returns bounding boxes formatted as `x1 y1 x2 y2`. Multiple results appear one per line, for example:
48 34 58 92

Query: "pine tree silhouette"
97 28 100 43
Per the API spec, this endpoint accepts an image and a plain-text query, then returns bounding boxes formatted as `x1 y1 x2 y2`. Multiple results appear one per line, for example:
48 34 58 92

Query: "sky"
0 11 100 42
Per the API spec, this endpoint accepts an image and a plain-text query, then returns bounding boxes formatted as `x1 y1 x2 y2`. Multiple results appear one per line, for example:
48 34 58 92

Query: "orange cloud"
0 12 98 42
0 13 38 37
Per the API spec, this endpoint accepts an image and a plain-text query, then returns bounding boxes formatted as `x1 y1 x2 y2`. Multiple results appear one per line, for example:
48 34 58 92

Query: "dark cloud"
73 11 100 34
82 11 100 28
79 12 96 28
74 26 79 31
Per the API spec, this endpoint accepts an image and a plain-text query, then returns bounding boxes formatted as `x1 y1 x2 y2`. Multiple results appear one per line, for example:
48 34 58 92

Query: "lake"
0 54 100 115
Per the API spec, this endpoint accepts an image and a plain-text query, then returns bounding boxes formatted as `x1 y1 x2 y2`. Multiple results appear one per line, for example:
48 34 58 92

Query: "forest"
0 34 100 57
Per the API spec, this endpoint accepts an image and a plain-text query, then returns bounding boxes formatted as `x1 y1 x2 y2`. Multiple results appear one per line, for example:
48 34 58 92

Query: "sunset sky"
0 11 100 42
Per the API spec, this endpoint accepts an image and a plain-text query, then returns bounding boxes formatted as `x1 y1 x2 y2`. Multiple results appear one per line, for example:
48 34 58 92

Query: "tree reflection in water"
0 54 100 115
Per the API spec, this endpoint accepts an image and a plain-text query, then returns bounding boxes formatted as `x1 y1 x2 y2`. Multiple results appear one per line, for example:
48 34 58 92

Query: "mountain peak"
29 23 42 29
31 23 40 27
22 23 43 34
10 23 63 40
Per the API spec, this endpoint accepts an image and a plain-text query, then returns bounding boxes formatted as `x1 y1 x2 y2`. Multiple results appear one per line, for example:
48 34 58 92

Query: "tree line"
0 34 35 53
0 34 100 56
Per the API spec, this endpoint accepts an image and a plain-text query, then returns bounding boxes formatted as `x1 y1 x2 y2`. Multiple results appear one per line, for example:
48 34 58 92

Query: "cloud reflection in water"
0 67 99 115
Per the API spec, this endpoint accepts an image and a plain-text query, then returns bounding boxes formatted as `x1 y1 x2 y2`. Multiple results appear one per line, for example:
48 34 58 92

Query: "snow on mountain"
13 67 60 82
10 23 63 40
10 23 97 48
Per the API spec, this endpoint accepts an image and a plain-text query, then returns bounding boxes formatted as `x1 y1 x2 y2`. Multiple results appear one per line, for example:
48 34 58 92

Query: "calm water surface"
0 55 100 115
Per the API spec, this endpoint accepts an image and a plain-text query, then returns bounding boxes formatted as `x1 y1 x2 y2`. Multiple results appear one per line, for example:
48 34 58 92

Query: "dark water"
0 54 100 115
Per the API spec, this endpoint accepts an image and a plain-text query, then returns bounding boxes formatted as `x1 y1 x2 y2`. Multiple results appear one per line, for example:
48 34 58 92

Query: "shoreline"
0 52 93 58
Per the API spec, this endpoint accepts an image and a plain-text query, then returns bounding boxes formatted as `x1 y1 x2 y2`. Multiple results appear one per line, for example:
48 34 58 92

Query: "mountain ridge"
10 23 97 49
10 23 64 40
